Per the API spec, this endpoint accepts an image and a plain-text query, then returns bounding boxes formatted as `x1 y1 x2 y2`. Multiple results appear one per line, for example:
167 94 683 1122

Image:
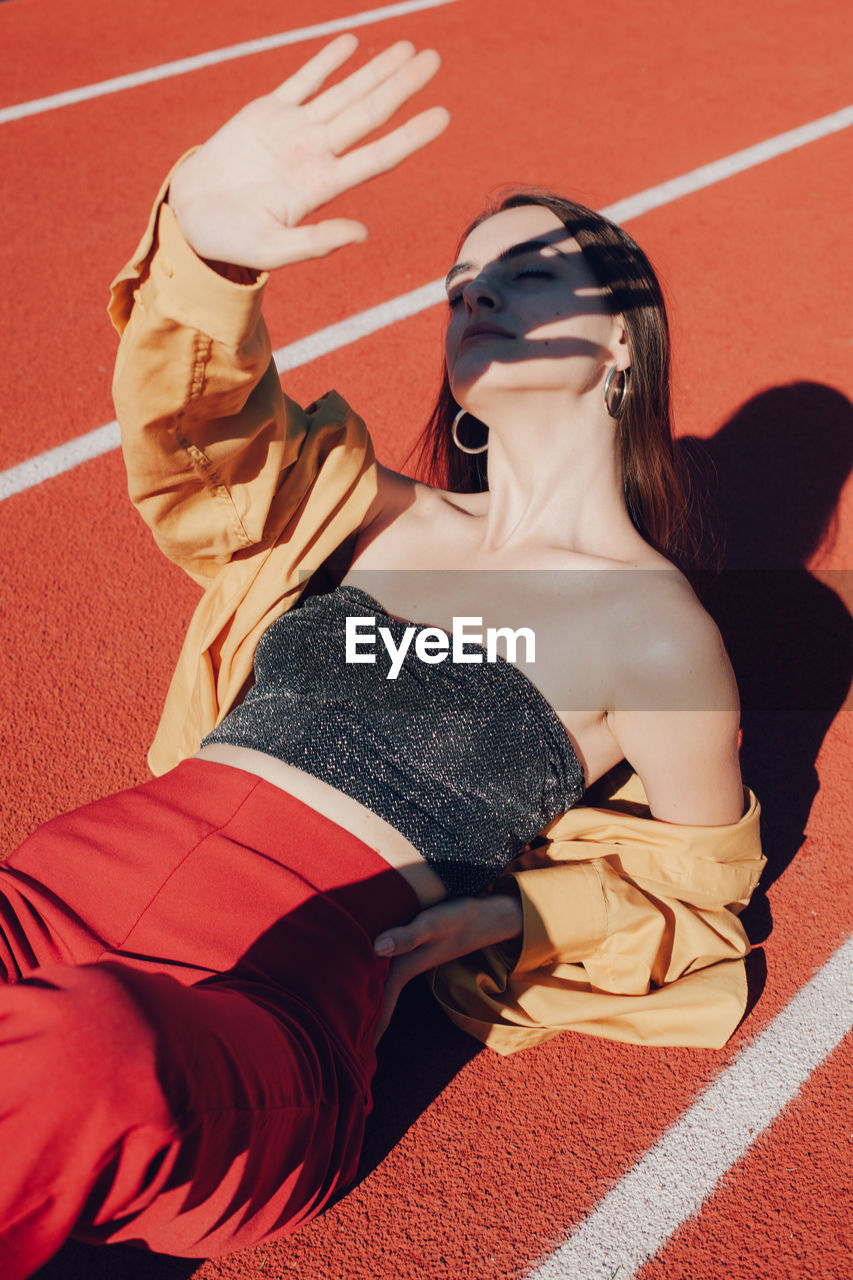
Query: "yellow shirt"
109 169 766 1052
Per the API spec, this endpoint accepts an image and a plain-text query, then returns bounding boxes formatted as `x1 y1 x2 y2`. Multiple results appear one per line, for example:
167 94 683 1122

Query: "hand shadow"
681 382 853 1012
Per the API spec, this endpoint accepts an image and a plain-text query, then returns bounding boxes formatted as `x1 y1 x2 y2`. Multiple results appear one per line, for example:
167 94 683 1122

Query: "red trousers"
0 759 419 1279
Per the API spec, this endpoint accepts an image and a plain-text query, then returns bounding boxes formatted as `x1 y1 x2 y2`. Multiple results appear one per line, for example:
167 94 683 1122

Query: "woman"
0 35 755 1279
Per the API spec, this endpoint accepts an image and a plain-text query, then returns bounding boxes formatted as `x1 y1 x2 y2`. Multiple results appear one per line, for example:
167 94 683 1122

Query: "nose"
461 272 501 313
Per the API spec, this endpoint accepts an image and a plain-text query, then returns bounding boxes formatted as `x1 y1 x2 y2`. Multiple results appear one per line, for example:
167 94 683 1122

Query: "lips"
460 321 514 348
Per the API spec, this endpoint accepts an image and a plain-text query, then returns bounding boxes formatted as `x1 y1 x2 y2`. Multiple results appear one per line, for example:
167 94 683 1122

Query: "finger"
334 105 450 188
250 218 368 269
374 927 409 957
373 915 432 956
327 50 443 156
270 33 359 105
307 40 417 123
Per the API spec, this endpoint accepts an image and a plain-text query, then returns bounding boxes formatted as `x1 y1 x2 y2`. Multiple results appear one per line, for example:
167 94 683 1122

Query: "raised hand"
167 35 449 271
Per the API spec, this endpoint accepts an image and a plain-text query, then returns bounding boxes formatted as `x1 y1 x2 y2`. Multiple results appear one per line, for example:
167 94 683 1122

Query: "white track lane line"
2 100 852 503
0 0 461 125
525 934 853 1280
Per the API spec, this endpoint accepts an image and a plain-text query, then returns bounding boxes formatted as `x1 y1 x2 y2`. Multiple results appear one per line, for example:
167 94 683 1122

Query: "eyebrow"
445 238 569 291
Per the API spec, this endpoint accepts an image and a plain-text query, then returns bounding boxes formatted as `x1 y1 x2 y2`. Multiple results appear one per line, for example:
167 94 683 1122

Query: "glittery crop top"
202 585 586 895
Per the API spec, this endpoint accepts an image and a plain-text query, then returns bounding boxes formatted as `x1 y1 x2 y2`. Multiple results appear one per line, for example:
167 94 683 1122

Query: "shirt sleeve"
109 161 379 774
109 161 309 583
503 851 756 990
430 782 766 1051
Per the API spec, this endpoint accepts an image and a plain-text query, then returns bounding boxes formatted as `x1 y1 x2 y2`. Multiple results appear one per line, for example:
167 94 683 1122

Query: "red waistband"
165 758 421 938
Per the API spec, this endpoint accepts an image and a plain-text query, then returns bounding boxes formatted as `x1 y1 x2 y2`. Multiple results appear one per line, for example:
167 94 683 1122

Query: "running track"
1 1 851 1277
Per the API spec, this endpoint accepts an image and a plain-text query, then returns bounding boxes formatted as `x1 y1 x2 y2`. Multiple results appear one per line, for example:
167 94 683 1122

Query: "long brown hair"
407 189 701 567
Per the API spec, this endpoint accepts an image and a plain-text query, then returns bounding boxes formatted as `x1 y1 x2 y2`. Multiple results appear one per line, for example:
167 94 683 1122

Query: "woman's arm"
607 591 745 826
374 595 755 1047
110 37 448 582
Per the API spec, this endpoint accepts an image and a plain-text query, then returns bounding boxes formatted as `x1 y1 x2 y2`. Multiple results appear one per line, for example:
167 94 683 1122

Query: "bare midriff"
192 743 449 908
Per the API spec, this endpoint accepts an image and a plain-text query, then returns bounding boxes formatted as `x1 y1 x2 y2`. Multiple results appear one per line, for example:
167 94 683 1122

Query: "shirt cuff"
498 861 608 973
108 152 269 349
150 201 269 349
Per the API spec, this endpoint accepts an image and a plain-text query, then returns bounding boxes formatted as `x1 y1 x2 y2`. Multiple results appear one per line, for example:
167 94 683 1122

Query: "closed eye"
446 267 553 309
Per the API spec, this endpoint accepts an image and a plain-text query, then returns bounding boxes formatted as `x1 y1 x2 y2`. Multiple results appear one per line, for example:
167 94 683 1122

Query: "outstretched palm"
168 35 449 270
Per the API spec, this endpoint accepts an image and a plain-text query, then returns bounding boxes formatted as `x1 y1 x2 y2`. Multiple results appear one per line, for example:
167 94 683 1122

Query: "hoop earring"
604 365 630 419
451 408 488 455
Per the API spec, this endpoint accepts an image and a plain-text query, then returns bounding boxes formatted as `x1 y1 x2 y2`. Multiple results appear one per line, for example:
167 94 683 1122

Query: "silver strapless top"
202 585 585 895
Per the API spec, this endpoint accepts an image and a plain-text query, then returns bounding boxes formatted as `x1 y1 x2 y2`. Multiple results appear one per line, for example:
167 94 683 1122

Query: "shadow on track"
682 381 853 1011
31 1243 201 1280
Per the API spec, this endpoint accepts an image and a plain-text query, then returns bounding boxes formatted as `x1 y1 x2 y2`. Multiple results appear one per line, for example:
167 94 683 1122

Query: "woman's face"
444 205 626 411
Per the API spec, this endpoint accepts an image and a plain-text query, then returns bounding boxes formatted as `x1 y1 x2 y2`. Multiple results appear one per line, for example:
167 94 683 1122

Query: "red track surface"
1 2 851 1277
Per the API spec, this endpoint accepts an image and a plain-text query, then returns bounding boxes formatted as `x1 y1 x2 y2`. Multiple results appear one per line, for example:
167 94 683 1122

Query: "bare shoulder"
604 560 744 825
364 461 470 531
613 565 739 714
356 462 418 534
374 461 421 503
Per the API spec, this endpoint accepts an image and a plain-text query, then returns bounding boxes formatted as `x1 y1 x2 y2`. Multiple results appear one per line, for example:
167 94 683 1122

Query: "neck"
469 390 638 557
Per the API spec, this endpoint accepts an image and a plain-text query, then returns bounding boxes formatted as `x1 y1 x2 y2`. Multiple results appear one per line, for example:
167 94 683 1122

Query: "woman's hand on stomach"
372 891 523 1043
167 36 449 272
